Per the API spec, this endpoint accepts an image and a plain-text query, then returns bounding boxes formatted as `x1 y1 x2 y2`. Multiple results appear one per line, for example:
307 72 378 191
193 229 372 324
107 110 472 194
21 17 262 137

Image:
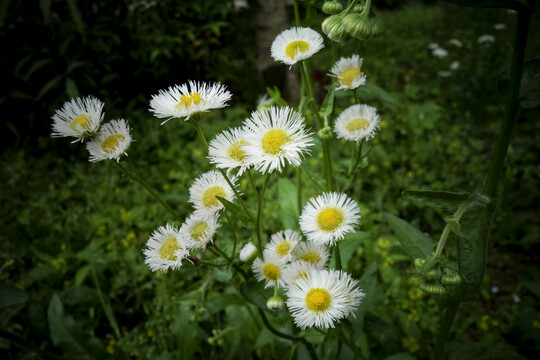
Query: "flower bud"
239 242 257 263
414 258 424 270
322 1 343 15
420 282 447 296
318 126 333 140
343 14 372 40
424 269 439 281
353 4 364 13
267 295 284 311
441 272 462 286
322 15 350 44
371 18 386 38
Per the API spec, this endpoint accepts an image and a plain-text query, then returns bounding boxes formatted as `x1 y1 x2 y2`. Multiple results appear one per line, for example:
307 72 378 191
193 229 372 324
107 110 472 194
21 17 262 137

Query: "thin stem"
434 198 471 258
334 245 343 270
247 169 260 200
258 309 303 341
91 267 122 340
225 212 238 258
296 167 302 214
434 297 460 359
322 140 335 191
352 89 358 104
256 173 272 252
293 0 301 26
192 122 209 148
300 61 323 129
337 326 365 359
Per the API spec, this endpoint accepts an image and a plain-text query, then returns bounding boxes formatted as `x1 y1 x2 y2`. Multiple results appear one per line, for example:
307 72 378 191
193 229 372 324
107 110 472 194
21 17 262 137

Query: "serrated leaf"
383 212 435 260
239 280 272 311
319 83 336 118
445 215 465 237
498 57 540 109
403 190 470 212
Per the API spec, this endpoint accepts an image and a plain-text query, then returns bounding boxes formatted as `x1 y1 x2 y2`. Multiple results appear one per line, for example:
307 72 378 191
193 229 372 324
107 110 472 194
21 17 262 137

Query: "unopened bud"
353 4 364 13
414 258 424 270
322 1 343 15
318 126 333 140
371 18 386 38
239 242 257 262
441 272 462 286
322 15 350 44
420 282 447 296
267 295 284 311
343 14 372 40
424 269 439 281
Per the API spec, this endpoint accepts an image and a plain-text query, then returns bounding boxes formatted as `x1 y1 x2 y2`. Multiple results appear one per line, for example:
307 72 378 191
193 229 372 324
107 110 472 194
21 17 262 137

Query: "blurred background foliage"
1 0 539 359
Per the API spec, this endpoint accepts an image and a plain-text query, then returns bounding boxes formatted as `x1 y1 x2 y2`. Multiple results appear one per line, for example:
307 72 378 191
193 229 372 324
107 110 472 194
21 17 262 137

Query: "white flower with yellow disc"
291 242 329 269
242 106 314 174
149 81 232 124
271 27 325 66
189 170 237 216
86 119 132 162
180 212 220 249
143 224 191 272
329 55 366 90
299 192 360 245
282 260 317 289
265 229 301 259
51 96 104 141
252 250 287 288
208 127 250 176
334 104 381 144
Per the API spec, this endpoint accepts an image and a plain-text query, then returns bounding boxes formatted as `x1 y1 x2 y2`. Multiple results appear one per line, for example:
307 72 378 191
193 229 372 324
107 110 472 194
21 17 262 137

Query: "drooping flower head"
252 250 287 288
299 192 361 245
265 229 301 259
180 212 220 249
143 224 191 272
51 96 104 141
189 170 237 216
334 104 381 144
86 119 132 162
149 81 232 124
242 106 314 174
291 242 330 269
208 127 250 176
271 27 325 66
329 55 366 90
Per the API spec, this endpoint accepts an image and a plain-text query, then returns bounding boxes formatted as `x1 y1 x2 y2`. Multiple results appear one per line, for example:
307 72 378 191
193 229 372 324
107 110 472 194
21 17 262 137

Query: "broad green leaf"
445 215 465 237
498 56 540 109
239 280 272 311
446 342 527 360
355 81 400 108
211 259 234 282
300 328 325 344
319 83 336 118
277 178 299 230
402 190 470 212
383 212 435 260
216 196 253 226
74 265 91 286
66 78 79 98
440 0 533 11
0 287 28 308
339 231 372 267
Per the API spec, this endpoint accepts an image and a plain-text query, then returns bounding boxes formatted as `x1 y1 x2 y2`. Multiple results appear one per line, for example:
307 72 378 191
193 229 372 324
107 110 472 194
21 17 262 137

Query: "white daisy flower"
432 48 449 58
286 269 364 329
207 127 250 176
271 27 325 66
448 39 463 48
478 34 495 44
242 106 314 174
252 250 287 288
51 96 104 141
282 260 318 289
291 242 329 269
427 42 440 50
329 54 367 90
143 224 191 272
334 104 381 143
299 192 361 246
86 119 132 162
265 229 301 259
189 170 238 216
149 80 232 123
438 70 452 78
239 242 258 262
449 60 460 71
494 23 506 30
180 212 220 249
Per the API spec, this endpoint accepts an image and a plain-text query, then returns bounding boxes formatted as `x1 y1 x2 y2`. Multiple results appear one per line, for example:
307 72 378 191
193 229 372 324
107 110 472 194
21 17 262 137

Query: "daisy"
432 48 448 58
86 119 132 162
299 192 361 245
271 27 325 66
252 250 287 288
265 229 301 259
291 242 329 269
329 55 367 90
149 80 232 123
143 224 191 272
282 260 318 289
286 269 364 329
51 96 104 141
448 39 463 48
207 127 250 176
334 104 381 143
478 34 495 44
239 242 258 262
180 212 220 249
242 106 314 174
189 170 237 215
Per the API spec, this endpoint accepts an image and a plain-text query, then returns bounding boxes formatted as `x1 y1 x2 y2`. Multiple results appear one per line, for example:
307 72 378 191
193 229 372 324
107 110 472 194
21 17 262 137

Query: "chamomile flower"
86 119 132 162
149 81 232 123
271 27 325 66
239 242 258 262
282 260 317 289
242 106 314 174
51 96 104 141
291 242 329 269
208 127 250 176
180 212 220 249
252 251 287 288
329 55 366 90
286 269 364 329
189 170 238 216
143 224 191 272
334 104 381 143
299 192 360 245
265 229 301 259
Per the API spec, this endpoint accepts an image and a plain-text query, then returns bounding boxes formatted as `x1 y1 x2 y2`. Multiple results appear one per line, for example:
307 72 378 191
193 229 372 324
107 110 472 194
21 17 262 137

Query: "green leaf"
239 279 272 311
440 0 533 11
319 83 336 118
385 353 416 360
74 265 91 286
446 342 527 360
402 190 470 212
66 0 85 34
0 287 28 308
0 0 11 28
211 259 234 282
355 81 401 108
445 215 465 237
339 231 372 267
300 328 326 344
382 212 435 260
216 196 253 226
36 76 61 100
278 178 299 230
40 0 51 24
300 163 327 192
498 56 540 109
66 78 79 99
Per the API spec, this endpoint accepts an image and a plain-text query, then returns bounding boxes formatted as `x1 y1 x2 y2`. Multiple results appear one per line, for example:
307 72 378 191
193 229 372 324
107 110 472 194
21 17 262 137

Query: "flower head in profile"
208 127 250 176
86 119 132 162
189 170 237 216
286 269 365 329
265 229 301 259
143 224 191 272
291 242 329 269
51 96 104 141
239 242 258 262
252 251 287 288
271 27 324 66
299 192 360 245
149 81 232 124
334 104 381 143
180 212 220 249
242 106 314 174
329 55 366 90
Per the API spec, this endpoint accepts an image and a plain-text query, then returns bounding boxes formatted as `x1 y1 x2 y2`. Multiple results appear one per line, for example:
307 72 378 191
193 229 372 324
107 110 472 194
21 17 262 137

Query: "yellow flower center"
285 40 310 60
159 236 181 261
202 185 227 208
275 241 291 256
305 288 331 312
101 134 125 154
262 264 280 281
227 140 247 162
316 207 345 231
300 251 321 264
191 222 208 241
296 271 308 280
176 92 203 109
70 114 91 133
345 118 370 132
339 67 361 87
261 129 290 155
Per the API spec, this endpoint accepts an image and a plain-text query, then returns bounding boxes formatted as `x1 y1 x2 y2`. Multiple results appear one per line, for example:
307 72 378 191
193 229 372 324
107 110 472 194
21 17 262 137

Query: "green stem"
258 309 302 341
225 212 238 258
248 169 260 200
256 173 272 253
352 89 358 104
334 245 342 270
300 61 324 129
192 122 209 148
293 0 301 26
483 9 532 197
322 140 335 191
337 326 365 359
434 198 471 258
434 297 460 359
296 167 302 214
91 267 122 340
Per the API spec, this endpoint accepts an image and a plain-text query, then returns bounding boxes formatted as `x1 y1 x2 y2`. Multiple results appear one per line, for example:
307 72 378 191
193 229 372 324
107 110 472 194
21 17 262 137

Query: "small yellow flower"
106 339 116 355
52 258 66 269
96 225 106 237
60 243 66 251
408 309 420 322
377 237 391 249
402 336 420 353
406 171 415 178
120 208 131 223
147 331 154 337
479 315 490 331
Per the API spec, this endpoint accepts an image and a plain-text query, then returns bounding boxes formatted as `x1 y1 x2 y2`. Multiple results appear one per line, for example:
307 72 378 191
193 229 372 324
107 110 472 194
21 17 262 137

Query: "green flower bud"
353 4 364 13
371 18 386 38
420 282 447 296
414 258 424 270
441 272 462 286
322 15 350 44
322 1 343 15
267 295 284 311
424 269 439 281
343 13 372 40
318 126 333 140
